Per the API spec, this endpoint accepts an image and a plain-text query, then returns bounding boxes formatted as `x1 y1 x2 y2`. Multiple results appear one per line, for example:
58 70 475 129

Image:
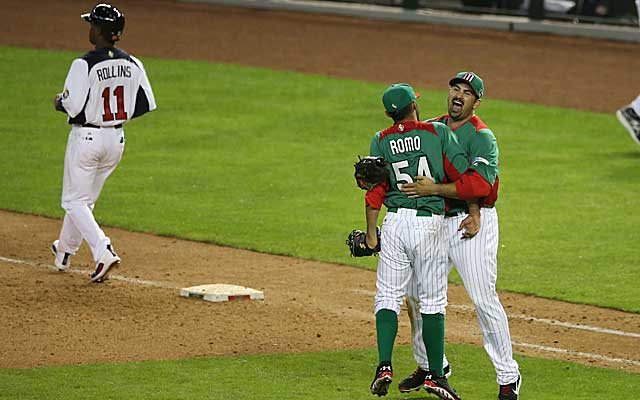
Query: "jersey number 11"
101 85 128 122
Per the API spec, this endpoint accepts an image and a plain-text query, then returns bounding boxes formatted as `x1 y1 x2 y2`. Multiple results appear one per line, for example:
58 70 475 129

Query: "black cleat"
498 376 521 400
398 364 451 393
424 371 461 400
370 363 393 397
398 366 428 393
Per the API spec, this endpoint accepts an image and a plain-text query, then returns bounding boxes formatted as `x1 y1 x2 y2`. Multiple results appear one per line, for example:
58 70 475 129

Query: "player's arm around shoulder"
399 122 465 199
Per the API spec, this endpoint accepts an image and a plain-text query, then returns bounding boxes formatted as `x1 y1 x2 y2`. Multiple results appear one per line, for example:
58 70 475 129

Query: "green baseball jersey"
430 114 500 213
370 120 469 215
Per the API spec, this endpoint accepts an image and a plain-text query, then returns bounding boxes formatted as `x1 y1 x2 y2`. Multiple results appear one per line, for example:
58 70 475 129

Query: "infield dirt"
1 0 639 374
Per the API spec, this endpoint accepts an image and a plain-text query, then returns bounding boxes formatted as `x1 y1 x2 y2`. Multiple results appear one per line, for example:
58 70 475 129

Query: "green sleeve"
370 131 383 157
468 128 499 185
435 123 469 180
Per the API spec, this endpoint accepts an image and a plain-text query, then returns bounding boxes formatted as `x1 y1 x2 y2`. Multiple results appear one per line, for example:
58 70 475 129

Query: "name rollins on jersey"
97 65 131 81
389 136 421 155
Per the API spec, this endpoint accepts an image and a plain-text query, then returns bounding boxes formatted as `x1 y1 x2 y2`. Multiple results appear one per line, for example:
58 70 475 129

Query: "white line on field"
0 255 179 289
513 342 640 366
352 289 640 339
3 255 639 366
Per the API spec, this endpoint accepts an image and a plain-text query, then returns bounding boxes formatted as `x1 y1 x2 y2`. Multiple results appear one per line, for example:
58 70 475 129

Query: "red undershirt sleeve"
365 181 389 209
455 171 492 200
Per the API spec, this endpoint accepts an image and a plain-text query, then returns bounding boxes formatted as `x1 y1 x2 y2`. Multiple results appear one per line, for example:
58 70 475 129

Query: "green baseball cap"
449 72 484 98
382 83 420 113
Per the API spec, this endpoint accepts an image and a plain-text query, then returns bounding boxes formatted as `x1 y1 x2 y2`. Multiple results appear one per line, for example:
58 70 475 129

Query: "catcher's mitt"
354 156 389 191
345 227 381 257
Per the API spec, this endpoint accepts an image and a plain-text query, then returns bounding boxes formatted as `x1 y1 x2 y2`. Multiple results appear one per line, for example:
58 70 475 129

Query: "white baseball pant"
57 126 124 262
375 208 448 317
406 207 520 385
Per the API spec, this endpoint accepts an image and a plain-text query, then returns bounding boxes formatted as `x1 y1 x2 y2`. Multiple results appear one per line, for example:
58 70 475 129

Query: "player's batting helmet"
81 3 125 40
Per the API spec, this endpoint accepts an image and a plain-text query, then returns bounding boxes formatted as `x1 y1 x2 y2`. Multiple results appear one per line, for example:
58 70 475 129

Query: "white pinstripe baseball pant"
406 207 520 385
375 209 448 317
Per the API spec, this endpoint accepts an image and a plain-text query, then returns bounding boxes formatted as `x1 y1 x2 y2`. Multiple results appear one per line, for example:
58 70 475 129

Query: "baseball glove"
345 227 381 257
354 156 389 191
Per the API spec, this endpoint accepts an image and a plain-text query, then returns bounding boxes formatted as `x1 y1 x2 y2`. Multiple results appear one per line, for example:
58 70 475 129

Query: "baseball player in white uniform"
365 84 481 400
616 94 640 145
51 3 156 283
400 73 521 400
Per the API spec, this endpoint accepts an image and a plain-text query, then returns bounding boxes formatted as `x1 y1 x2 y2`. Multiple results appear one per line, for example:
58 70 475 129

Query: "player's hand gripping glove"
354 156 389 190
345 227 381 257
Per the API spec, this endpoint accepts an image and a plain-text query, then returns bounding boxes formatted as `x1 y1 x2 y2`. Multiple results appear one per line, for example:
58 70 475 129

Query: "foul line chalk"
0 256 264 302
353 289 640 339
448 304 640 339
513 342 640 366
0 255 179 289
2 255 637 365
1 255 636 335
353 289 640 366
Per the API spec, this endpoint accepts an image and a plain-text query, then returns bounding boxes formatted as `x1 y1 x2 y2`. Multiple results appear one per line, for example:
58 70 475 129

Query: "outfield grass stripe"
514 342 640 366
0 255 179 289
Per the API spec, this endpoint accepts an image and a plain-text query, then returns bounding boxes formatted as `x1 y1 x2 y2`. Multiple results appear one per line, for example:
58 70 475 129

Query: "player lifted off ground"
51 3 156 282
363 83 478 399
399 72 521 400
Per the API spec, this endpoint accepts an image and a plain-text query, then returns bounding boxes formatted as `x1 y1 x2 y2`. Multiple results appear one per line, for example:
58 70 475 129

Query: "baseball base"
179 284 264 303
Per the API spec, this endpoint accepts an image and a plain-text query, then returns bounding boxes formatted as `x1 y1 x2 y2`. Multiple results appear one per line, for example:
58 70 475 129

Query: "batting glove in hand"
346 227 381 257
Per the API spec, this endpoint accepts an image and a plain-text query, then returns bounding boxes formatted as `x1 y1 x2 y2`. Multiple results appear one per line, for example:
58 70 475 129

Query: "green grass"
0 46 638 312
1 344 638 400
1 45 638 400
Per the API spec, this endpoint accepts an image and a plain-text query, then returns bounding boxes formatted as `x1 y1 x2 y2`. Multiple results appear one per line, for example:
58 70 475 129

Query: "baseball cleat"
498 375 521 400
91 244 120 283
424 372 461 400
51 240 71 271
616 106 640 145
398 364 451 393
370 363 393 397
398 366 427 393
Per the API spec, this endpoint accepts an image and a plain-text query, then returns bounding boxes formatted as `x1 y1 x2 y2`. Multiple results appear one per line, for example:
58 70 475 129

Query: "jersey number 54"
391 156 434 190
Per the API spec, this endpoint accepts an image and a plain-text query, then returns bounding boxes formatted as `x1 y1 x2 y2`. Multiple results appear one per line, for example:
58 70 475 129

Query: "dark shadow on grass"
609 150 640 159
384 392 443 400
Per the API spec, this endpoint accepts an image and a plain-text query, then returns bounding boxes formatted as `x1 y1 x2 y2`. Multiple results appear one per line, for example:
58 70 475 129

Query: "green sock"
422 313 445 376
375 309 398 363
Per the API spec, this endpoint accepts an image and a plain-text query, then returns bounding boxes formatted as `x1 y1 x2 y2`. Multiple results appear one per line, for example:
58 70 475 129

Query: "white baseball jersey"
55 47 155 263
59 47 156 126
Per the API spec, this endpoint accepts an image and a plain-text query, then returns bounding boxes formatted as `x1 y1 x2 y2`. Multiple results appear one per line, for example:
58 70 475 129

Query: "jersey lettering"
389 136 421 155
96 65 132 81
